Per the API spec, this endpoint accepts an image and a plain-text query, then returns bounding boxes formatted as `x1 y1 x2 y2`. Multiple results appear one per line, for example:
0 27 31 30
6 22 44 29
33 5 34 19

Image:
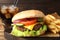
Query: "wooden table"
0 19 7 40
0 30 7 40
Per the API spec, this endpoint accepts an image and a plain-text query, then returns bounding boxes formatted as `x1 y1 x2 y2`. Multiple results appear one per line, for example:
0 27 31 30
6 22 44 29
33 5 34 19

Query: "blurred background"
0 0 60 15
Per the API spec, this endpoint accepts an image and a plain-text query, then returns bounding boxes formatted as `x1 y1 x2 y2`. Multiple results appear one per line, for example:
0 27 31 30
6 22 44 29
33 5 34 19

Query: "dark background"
0 0 60 15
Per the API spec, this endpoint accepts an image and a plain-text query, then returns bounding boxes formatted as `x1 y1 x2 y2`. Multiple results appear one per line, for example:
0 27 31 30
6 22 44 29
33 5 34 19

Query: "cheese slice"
12 23 37 30
24 23 37 30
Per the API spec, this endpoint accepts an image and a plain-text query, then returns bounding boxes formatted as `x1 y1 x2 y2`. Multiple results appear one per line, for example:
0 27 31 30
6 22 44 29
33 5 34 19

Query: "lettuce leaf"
36 25 47 36
11 25 47 37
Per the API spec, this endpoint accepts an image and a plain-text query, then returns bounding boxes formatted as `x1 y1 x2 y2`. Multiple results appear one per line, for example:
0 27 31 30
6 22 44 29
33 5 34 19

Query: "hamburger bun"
12 10 45 22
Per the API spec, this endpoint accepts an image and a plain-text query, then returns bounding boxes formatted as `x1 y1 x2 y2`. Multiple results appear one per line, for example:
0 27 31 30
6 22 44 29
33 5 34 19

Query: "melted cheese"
24 23 37 30
12 23 37 30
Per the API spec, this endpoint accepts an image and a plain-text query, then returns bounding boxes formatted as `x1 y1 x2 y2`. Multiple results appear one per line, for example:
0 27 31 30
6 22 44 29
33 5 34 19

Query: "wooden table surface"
0 19 7 40
0 30 7 40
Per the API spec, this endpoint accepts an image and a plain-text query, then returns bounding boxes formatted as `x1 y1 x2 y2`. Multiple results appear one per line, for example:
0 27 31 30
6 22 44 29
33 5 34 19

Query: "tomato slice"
13 18 37 26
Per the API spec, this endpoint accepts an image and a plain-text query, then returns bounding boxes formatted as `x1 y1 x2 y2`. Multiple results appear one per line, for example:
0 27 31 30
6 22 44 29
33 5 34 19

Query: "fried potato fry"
44 15 56 24
44 14 60 34
48 24 59 34
52 12 60 19
52 19 60 29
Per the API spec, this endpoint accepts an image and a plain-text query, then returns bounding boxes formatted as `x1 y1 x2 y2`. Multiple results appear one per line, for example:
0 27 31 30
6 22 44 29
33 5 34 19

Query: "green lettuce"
11 25 47 37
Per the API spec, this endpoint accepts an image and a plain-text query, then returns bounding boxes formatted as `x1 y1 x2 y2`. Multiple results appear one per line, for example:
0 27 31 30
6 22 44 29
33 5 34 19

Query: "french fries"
44 15 60 34
44 15 56 24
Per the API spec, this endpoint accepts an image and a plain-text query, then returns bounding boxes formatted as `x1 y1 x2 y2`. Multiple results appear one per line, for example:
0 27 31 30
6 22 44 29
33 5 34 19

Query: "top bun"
12 10 45 22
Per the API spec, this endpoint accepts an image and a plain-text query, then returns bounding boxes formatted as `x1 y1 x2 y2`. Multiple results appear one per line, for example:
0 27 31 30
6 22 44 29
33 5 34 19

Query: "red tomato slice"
13 18 37 26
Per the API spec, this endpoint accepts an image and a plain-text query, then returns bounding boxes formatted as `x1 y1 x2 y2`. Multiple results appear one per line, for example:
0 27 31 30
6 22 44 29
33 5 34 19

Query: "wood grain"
0 19 7 40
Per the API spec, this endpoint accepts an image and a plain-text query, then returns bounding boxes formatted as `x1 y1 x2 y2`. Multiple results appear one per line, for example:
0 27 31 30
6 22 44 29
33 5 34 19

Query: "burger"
11 10 47 37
